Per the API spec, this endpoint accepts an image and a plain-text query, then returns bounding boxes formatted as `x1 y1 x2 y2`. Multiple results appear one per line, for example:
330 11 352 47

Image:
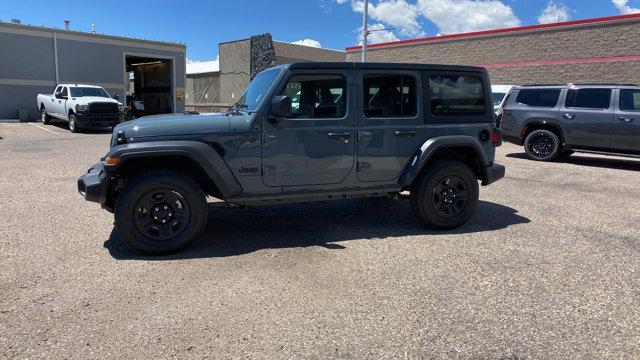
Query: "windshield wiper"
227 103 249 115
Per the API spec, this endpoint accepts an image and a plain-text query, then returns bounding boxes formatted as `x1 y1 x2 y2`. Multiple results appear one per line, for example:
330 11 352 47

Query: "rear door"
261 69 355 187
613 88 640 152
562 87 614 148
355 70 424 182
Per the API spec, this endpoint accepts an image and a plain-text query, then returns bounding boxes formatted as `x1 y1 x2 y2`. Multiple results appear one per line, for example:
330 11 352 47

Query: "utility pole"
361 0 369 62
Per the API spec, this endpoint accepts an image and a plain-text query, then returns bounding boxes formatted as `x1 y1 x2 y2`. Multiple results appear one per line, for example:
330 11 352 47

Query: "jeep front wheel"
114 170 208 254
410 161 479 229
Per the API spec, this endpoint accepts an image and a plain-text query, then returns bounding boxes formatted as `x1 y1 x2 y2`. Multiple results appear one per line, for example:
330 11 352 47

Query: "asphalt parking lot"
1 121 639 359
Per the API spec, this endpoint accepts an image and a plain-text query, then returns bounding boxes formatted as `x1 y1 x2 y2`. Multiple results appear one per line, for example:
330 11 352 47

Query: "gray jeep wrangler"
78 62 505 254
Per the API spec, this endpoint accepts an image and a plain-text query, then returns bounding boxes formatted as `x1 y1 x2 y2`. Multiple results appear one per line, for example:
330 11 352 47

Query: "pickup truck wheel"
114 170 208 255
68 113 79 133
524 129 560 161
40 108 51 125
410 161 479 230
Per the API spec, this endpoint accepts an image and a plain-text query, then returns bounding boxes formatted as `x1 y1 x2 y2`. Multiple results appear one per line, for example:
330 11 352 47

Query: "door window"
363 75 417 118
280 74 346 118
61 87 68 98
515 89 561 108
429 75 484 116
565 88 611 109
620 89 640 111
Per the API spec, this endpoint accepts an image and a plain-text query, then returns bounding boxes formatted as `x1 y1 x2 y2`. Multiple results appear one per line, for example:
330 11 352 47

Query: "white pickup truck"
37 84 124 133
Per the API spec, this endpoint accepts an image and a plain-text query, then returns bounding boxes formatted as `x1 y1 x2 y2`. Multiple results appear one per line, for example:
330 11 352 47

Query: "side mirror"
113 94 120 101
54 92 62 99
271 95 292 119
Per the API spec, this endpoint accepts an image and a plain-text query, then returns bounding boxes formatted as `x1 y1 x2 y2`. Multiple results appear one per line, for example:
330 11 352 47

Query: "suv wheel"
410 161 479 229
68 113 79 133
114 170 208 254
524 129 560 161
40 108 51 125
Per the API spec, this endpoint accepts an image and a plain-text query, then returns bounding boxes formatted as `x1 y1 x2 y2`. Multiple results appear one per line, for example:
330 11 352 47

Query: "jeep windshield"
233 68 281 112
69 87 111 98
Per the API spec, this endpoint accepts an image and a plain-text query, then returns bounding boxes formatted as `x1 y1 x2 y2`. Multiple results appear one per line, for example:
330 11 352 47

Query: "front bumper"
481 163 505 186
77 162 110 207
77 113 122 128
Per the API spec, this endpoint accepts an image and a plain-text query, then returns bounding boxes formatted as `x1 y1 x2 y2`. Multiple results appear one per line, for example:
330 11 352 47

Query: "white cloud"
186 56 219 74
416 0 521 34
291 39 322 48
361 23 400 44
612 0 640 14
538 1 571 23
351 0 423 36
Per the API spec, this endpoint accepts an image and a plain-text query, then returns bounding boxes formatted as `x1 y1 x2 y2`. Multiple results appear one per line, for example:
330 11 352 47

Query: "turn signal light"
104 156 121 165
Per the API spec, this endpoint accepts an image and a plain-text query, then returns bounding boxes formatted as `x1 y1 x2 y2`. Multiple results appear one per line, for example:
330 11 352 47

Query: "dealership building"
346 13 640 86
0 20 186 120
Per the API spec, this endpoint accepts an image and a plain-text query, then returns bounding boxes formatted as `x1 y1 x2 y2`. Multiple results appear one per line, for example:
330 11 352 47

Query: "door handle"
328 132 351 143
563 113 575 120
358 131 372 140
394 130 416 138
619 116 634 123
262 133 277 142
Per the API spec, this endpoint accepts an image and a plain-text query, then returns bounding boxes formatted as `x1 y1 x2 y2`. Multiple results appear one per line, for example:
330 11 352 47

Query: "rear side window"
566 88 611 109
515 89 560 107
429 75 485 116
620 89 640 111
280 74 346 118
363 75 417 118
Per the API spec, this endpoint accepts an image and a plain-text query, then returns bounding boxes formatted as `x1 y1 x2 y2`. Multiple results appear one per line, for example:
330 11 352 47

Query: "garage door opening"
125 55 173 117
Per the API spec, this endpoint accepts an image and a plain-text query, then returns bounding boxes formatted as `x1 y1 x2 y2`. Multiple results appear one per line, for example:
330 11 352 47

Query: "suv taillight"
492 128 502 147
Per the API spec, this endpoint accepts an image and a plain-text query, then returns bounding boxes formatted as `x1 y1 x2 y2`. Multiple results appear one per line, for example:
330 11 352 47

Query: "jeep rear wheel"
114 170 208 254
524 129 560 161
410 161 479 229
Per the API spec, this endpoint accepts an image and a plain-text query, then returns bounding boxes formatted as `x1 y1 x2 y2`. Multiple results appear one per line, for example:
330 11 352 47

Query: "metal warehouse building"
0 21 186 120
346 13 640 85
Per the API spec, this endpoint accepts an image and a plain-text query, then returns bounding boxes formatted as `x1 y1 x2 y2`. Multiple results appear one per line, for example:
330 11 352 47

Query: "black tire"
68 113 79 133
524 129 560 161
114 170 208 254
410 161 479 230
40 107 51 125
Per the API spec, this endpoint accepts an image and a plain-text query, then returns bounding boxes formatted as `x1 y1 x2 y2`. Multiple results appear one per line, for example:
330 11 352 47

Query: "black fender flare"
104 141 243 198
398 135 490 187
520 118 565 145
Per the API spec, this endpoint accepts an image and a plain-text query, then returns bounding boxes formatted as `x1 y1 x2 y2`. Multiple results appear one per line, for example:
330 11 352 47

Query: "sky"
2 0 639 73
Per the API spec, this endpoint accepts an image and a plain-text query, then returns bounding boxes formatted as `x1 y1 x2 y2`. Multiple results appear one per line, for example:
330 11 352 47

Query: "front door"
562 88 614 149
261 70 355 187
356 70 424 182
613 88 640 152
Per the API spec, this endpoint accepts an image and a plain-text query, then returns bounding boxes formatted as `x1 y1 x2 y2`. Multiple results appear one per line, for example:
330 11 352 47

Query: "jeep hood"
114 113 238 138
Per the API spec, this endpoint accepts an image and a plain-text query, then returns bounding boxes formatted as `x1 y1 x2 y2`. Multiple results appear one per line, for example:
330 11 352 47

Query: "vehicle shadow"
49 121 113 134
506 152 640 171
104 199 530 261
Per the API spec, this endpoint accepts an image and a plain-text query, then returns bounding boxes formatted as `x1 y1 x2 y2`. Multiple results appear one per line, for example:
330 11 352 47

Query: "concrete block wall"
346 17 640 85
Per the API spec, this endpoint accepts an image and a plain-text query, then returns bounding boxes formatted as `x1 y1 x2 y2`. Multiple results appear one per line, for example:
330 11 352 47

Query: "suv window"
565 88 611 109
429 75 484 116
280 74 346 118
515 89 560 107
620 89 640 111
363 75 417 118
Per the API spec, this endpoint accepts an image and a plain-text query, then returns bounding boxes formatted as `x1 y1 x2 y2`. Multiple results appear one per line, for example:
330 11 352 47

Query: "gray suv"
78 62 504 254
501 84 640 161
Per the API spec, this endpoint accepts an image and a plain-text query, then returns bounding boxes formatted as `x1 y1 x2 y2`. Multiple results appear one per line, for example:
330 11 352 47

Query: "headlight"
75 104 89 112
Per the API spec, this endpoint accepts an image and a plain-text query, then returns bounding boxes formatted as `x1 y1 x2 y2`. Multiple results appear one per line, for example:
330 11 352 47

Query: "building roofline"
345 12 640 52
0 20 186 48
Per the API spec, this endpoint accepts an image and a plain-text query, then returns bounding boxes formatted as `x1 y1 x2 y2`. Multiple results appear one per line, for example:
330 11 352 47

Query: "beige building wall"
219 39 252 105
345 16 640 85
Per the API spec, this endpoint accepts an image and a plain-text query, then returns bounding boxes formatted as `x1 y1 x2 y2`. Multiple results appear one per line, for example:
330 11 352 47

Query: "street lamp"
362 0 369 62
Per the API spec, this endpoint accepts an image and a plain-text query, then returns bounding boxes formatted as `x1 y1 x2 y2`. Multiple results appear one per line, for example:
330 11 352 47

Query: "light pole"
361 0 369 62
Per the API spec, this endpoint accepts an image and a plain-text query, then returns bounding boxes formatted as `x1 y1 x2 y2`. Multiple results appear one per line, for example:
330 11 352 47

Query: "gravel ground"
1 122 639 359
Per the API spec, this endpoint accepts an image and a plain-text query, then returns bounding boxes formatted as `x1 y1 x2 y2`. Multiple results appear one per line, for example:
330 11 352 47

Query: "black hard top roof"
277 62 486 73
